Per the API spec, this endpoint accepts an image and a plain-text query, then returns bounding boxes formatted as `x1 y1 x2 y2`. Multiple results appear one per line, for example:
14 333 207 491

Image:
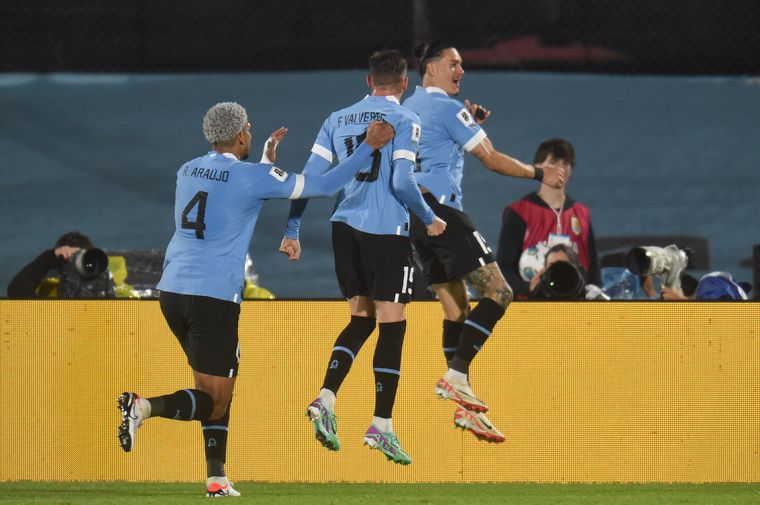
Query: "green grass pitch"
0 482 758 504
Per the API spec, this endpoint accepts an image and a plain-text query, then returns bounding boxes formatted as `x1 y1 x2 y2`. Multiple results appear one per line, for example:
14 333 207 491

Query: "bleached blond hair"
202 102 248 145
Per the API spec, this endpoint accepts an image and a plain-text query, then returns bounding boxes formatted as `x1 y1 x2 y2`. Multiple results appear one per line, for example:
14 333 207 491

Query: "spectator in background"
496 138 601 299
7 231 115 299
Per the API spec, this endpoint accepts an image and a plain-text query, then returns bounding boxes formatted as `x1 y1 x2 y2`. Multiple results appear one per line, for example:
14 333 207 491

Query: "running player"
117 102 393 495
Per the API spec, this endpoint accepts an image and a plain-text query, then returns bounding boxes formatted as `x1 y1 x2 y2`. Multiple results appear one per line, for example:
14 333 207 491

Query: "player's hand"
263 127 288 164
279 237 301 261
539 164 566 189
464 99 490 125
426 216 447 237
364 120 395 150
54 245 80 262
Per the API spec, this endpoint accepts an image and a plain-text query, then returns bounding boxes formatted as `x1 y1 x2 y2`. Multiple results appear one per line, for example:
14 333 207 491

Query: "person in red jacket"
496 139 601 299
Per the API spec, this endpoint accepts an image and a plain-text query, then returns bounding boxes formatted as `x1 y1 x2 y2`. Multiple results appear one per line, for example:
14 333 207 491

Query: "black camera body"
531 260 586 300
58 248 116 299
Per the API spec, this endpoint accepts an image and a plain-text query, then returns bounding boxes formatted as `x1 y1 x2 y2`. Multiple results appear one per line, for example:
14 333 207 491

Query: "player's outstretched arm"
295 120 394 199
470 137 565 188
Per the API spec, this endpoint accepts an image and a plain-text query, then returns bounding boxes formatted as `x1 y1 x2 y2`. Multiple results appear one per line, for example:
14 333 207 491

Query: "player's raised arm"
260 127 288 164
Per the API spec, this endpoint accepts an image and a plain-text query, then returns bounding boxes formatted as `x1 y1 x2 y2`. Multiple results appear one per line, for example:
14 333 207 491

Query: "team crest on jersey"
571 216 581 235
457 108 475 127
268 165 289 182
411 123 421 142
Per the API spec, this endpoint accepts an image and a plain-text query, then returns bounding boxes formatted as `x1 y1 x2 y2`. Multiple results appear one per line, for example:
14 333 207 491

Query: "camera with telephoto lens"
58 248 116 299
625 244 693 290
72 248 109 278
532 260 586 300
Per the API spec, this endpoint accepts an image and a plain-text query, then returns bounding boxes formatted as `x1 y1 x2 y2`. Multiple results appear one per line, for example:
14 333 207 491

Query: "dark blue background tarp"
2 71 758 297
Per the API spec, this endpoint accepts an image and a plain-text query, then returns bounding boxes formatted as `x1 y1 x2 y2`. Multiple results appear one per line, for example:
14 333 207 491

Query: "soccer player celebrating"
402 42 565 443
117 102 394 496
280 50 446 465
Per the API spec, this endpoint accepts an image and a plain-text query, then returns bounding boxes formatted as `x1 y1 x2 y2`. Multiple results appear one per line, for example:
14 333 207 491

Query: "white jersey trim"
311 143 333 162
463 129 487 152
424 86 448 95
392 149 416 162
288 174 305 199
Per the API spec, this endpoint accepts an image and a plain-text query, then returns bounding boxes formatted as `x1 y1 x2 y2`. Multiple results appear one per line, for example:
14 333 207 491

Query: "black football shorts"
332 221 416 303
159 291 240 378
410 193 495 285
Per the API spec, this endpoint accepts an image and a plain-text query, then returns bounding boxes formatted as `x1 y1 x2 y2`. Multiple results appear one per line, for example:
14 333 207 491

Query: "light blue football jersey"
158 143 374 302
402 86 487 211
305 95 434 236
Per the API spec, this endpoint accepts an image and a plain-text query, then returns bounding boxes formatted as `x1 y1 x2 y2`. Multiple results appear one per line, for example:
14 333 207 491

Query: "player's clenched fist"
426 216 447 236
364 120 395 150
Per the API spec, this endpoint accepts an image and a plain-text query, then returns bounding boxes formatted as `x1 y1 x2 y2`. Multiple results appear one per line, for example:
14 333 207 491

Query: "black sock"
442 320 464 366
373 321 405 419
203 401 231 478
322 316 376 393
147 389 213 421
450 299 505 375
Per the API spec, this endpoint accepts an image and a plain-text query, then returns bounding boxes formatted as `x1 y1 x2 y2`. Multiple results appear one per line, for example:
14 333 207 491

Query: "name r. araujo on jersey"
183 165 230 183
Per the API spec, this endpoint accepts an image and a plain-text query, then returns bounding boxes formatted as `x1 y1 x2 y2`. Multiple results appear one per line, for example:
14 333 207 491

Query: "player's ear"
366 75 373 91
401 76 408 92
426 60 435 77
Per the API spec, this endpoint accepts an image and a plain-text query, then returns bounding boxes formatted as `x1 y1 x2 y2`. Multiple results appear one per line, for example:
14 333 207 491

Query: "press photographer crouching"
528 243 608 300
7 231 115 299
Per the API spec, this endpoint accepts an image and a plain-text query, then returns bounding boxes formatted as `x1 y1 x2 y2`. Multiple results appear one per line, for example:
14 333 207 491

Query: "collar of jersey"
364 94 400 105
423 86 448 96
206 151 239 160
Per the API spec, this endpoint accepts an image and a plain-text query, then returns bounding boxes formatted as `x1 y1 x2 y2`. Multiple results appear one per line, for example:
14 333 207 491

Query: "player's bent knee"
209 402 229 421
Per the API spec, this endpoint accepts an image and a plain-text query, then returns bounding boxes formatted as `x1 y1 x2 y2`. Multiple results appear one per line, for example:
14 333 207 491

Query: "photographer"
7 231 115 299
496 139 601 299
528 243 587 300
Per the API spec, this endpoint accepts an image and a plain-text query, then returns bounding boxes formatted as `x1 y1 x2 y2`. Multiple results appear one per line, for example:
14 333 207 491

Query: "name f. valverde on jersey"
294 95 434 238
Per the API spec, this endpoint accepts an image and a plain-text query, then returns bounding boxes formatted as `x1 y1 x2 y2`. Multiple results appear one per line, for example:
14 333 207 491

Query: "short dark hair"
414 40 454 78
368 50 408 87
545 243 581 270
534 138 575 168
55 231 94 249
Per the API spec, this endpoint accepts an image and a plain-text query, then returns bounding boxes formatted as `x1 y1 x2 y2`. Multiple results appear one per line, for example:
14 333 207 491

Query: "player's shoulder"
389 102 421 126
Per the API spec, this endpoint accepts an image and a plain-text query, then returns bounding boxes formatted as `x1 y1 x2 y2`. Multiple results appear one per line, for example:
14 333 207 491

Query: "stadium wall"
1 300 758 483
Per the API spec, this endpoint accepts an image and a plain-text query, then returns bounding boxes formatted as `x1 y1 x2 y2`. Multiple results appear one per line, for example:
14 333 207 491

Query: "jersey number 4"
344 131 380 183
181 191 208 239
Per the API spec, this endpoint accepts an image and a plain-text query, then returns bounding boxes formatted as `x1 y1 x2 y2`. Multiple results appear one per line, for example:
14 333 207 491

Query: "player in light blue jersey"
117 102 394 496
403 42 565 444
280 50 446 465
